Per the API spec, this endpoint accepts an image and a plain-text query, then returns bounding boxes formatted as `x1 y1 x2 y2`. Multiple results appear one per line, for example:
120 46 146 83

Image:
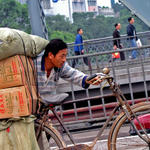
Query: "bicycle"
35 68 150 150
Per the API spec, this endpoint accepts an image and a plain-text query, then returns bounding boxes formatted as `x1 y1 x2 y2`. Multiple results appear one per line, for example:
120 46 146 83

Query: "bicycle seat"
40 93 69 105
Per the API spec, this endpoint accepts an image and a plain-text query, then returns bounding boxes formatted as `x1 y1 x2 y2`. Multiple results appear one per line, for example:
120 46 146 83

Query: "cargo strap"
14 31 37 114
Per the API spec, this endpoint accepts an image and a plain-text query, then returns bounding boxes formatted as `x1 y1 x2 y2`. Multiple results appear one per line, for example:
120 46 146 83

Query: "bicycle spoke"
35 122 66 149
108 102 150 150
115 137 148 149
115 123 150 149
42 131 63 150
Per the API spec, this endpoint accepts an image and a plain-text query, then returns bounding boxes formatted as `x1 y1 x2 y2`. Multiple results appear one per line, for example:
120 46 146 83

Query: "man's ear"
48 52 54 59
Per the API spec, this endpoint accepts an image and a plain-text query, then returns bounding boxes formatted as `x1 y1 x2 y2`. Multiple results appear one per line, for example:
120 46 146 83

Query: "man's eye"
61 55 66 58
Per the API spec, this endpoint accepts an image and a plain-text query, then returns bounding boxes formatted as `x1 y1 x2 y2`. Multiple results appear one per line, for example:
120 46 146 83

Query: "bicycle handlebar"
86 68 113 83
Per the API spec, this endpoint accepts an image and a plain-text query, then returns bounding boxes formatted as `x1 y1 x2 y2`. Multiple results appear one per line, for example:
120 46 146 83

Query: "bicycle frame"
89 78 150 149
37 70 150 150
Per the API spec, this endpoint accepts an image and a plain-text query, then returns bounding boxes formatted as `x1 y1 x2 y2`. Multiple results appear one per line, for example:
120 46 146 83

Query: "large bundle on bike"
0 27 49 119
0 27 49 60
0 28 44 150
0 55 37 119
0 116 40 150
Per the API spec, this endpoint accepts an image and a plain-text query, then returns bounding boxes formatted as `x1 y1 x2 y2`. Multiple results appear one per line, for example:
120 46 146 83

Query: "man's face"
117 23 121 30
79 29 83 35
50 49 68 68
130 18 134 24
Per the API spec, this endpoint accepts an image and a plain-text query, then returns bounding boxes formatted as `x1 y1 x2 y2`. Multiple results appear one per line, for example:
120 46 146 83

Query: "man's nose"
62 57 66 62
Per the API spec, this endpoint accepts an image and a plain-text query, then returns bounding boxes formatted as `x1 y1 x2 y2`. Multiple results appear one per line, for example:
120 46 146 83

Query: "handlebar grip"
102 68 110 74
86 74 97 81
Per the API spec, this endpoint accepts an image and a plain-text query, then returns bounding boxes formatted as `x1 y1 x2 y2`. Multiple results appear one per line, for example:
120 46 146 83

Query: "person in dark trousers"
127 17 138 59
113 23 125 61
72 28 88 68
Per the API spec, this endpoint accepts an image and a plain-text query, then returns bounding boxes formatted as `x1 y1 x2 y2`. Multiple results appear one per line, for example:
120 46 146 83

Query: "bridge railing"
65 44 150 98
52 36 150 130
67 31 150 57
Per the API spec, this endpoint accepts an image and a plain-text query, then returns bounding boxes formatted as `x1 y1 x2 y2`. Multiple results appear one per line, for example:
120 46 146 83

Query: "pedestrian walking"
113 23 125 61
127 17 138 59
72 28 89 68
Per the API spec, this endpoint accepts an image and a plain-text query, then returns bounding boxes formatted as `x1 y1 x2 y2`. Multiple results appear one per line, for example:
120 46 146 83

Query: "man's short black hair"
114 23 118 27
41 39 67 70
77 28 82 33
128 17 132 22
44 39 67 57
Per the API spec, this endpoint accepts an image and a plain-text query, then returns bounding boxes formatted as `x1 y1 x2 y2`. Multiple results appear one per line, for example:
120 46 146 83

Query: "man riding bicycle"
36 39 101 104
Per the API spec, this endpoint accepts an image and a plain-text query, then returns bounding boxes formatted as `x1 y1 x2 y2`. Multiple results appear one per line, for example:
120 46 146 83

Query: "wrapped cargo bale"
0 116 40 150
0 86 37 119
0 55 38 114
0 55 36 89
0 27 49 60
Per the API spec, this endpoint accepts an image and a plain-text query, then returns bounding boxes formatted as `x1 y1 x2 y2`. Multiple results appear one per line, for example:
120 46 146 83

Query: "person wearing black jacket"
113 23 125 61
127 17 137 59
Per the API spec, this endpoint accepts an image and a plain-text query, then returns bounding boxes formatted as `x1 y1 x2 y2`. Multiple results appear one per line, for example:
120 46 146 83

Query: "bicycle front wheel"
108 102 150 150
35 120 66 150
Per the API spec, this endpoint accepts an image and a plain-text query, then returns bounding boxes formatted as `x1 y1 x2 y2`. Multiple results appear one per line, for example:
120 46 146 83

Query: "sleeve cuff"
82 76 90 89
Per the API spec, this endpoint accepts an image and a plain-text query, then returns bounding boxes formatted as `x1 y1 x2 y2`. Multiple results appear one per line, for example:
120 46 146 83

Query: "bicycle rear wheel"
108 102 150 150
35 120 66 150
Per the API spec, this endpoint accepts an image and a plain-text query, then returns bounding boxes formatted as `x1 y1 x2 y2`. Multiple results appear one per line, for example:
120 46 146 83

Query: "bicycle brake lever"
95 73 109 80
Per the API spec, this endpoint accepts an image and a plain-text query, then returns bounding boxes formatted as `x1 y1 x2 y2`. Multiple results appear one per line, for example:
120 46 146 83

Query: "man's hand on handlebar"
86 68 110 85
86 74 102 85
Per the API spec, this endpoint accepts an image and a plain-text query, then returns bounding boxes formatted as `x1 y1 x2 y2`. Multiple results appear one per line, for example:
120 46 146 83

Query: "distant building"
42 0 73 22
17 0 105 21
72 0 88 13
87 0 97 12
42 0 98 22
41 0 51 9
98 7 115 17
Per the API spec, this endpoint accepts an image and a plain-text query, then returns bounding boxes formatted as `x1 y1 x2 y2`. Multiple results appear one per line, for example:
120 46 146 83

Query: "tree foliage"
46 14 76 42
0 1 148 43
45 3 149 42
0 0 30 33
50 30 75 43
